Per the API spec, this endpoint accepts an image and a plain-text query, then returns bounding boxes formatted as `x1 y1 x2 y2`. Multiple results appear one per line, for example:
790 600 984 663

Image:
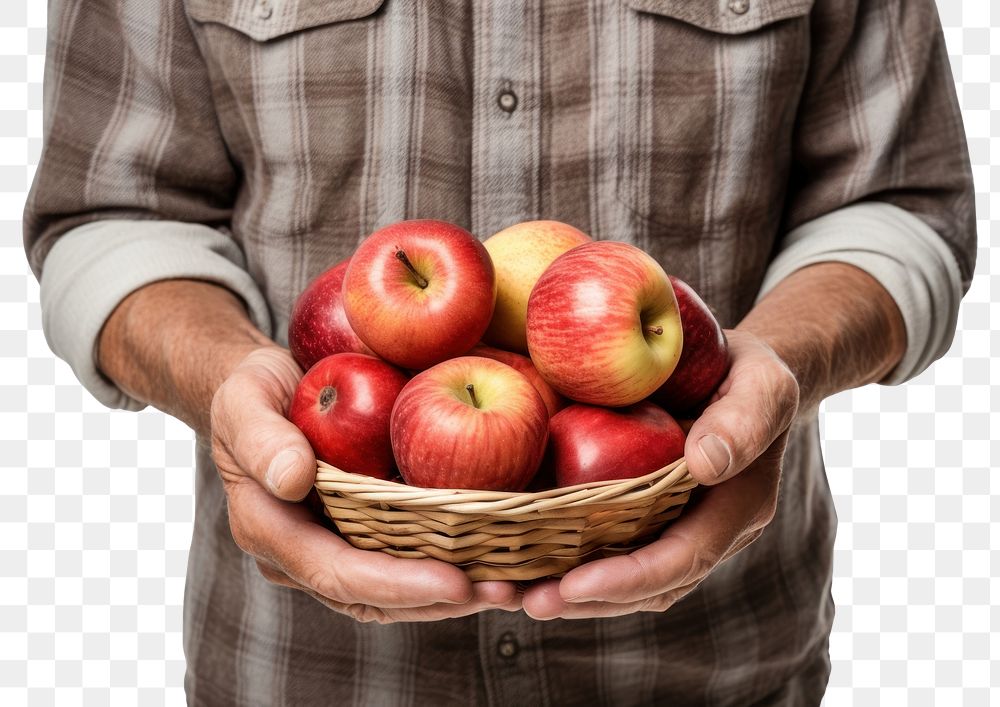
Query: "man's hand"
211 346 522 622
522 262 906 620
522 330 798 619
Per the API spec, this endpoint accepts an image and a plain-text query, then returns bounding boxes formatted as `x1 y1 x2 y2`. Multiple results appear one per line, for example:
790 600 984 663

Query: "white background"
0 1 996 705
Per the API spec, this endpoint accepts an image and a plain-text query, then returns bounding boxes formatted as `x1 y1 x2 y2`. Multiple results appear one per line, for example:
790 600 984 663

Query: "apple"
652 276 730 413
526 240 682 407
288 353 409 479
548 402 686 487
483 220 591 353
343 220 496 370
287 258 375 371
390 356 548 491
468 344 564 417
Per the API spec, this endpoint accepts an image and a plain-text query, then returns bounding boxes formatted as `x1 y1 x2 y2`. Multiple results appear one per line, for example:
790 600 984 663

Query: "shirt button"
728 0 750 14
497 90 518 113
497 633 519 659
255 0 274 20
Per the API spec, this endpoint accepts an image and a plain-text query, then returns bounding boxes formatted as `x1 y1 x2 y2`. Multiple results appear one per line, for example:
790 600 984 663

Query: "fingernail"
697 434 731 478
266 449 302 494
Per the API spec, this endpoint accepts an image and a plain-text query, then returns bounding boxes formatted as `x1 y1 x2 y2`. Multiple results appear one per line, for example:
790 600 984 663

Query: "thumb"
212 351 317 502
684 346 798 486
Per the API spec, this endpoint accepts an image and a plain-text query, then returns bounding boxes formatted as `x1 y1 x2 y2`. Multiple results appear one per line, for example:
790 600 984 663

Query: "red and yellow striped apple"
390 357 548 491
468 344 564 418
526 241 682 407
343 220 496 370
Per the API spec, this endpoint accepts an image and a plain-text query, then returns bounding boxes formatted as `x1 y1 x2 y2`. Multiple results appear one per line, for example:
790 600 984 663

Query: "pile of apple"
287 219 729 492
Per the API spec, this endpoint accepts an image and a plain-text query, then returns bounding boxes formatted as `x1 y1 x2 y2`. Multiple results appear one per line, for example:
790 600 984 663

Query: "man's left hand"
522 329 799 619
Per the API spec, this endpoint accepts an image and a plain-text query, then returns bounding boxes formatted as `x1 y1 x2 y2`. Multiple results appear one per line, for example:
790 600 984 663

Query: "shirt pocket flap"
187 0 386 41
624 0 813 34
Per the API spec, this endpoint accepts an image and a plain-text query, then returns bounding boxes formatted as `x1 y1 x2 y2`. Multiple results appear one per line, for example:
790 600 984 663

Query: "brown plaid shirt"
25 0 975 705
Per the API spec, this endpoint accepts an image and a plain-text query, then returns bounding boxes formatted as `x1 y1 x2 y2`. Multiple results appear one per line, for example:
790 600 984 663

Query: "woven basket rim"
315 458 694 516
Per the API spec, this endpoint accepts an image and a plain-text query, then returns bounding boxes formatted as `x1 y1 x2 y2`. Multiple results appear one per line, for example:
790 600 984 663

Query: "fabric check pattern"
0 0 995 706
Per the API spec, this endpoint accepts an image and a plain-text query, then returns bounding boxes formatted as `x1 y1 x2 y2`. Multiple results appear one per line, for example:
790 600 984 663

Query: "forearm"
97 279 274 435
738 262 906 413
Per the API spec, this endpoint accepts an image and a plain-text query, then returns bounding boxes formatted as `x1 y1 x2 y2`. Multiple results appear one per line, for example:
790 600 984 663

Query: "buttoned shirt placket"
471 1 551 704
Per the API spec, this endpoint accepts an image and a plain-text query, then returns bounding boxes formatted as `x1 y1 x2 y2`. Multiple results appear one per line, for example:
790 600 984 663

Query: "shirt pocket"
184 0 389 252
615 0 813 239
186 0 386 42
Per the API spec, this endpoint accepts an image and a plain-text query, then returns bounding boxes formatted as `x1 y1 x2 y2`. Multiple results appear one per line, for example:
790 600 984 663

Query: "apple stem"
395 249 429 289
319 386 337 412
645 325 664 336
465 384 479 409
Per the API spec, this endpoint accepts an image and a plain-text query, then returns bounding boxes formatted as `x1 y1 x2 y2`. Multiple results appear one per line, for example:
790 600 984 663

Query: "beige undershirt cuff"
757 202 963 385
39 220 273 410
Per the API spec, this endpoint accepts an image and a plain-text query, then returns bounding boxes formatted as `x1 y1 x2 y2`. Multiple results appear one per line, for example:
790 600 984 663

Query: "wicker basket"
314 458 696 581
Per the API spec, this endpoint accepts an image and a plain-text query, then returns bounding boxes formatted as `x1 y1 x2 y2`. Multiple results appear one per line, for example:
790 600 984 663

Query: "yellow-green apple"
468 344 564 417
483 220 591 353
548 401 686 487
652 276 730 413
343 220 497 370
390 357 548 490
288 258 375 371
289 353 409 479
526 241 682 407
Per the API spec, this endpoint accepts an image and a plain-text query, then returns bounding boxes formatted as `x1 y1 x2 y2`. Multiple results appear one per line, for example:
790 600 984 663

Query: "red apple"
652 276 730 413
288 258 375 371
288 353 409 479
343 220 496 370
468 344 565 417
548 402 686 487
526 241 683 407
390 357 548 490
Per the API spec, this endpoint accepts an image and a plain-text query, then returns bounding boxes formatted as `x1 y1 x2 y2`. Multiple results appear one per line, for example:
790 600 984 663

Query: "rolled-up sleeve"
23 0 270 409
763 0 976 384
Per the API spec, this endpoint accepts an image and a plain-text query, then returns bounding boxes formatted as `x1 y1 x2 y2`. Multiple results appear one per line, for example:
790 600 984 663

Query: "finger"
274 572 523 620
556 452 782 604
684 331 798 485
523 579 697 620
212 350 317 501
269 571 521 623
228 478 477 608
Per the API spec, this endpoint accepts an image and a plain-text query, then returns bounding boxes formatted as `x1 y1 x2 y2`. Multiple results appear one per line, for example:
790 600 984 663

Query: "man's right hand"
210 346 521 622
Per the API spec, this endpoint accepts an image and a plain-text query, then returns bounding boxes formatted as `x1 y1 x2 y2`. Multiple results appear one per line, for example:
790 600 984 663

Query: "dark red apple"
548 401 686 487
652 276 730 413
468 344 565 417
343 220 496 370
288 353 409 479
287 259 375 371
390 357 548 491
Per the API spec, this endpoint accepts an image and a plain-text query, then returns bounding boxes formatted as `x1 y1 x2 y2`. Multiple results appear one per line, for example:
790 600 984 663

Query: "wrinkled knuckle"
777 364 800 412
679 537 715 584
640 595 672 614
228 516 255 557
304 566 343 604
255 560 287 586
628 554 662 597
689 548 715 584
344 603 383 624
756 496 778 529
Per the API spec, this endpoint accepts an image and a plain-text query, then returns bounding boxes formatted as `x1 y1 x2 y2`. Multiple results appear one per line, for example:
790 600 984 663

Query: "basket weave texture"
315 458 696 581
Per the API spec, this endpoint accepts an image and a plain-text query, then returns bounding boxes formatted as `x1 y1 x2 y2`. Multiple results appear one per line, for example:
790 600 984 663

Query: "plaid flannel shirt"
25 0 975 704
